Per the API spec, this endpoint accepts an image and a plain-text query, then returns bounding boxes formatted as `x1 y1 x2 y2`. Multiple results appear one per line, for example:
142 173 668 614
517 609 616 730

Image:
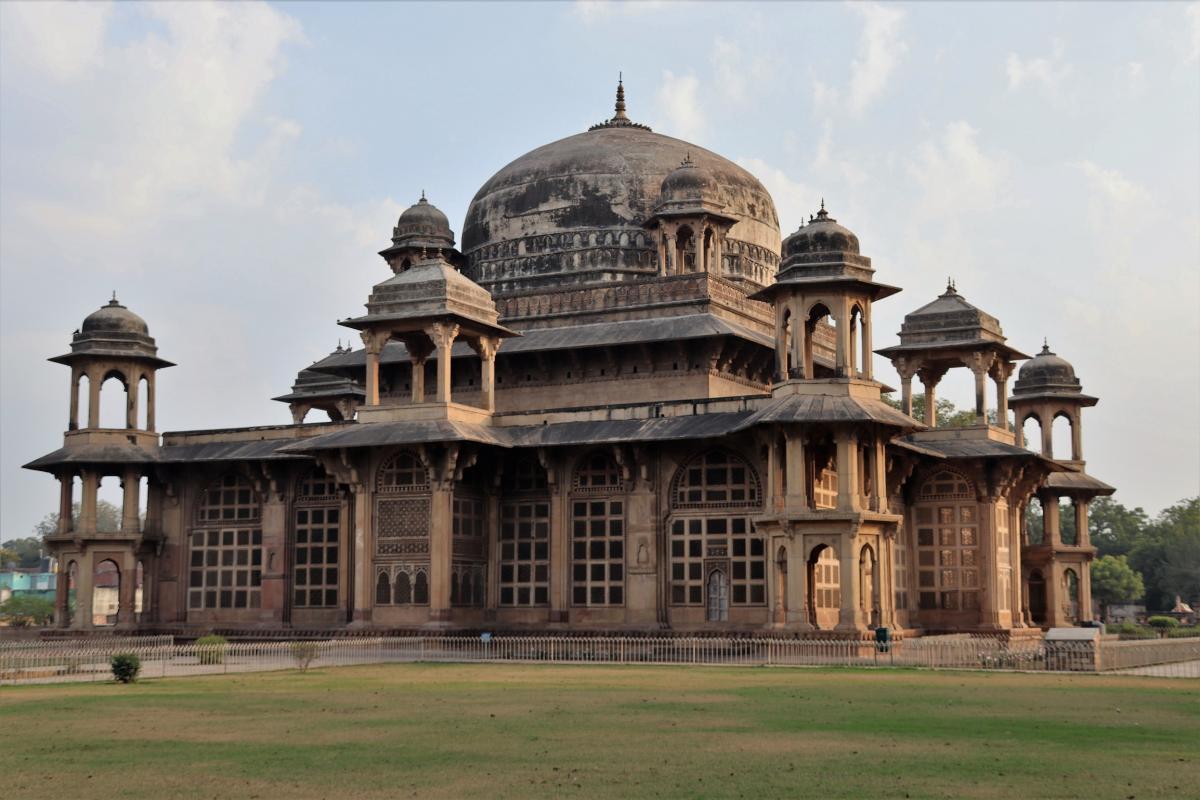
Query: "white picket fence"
1 635 1196 685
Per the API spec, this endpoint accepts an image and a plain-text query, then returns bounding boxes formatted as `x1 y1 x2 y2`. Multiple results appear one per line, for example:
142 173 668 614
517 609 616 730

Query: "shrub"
1166 626 1200 639
0 595 55 627
290 641 320 672
110 653 141 683
1146 616 1180 637
195 634 228 665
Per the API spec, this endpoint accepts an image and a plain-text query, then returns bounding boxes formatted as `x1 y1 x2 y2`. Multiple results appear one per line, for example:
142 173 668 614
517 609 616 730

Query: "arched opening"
1059 497 1077 545
93 559 120 627
450 572 460 606
134 560 145 617
96 475 124 532
807 544 841 630
138 476 149 532
1052 413 1073 461
781 309 794 378
859 544 880 627
413 571 429 605
706 567 729 622
849 305 862 377
395 571 412 605
138 376 150 430
1027 569 1047 625
805 303 836 378
74 372 90 429
375 571 391 605
1025 496 1044 545
676 225 695 273
702 227 714 273
1021 414 1042 453
97 370 128 429
1064 568 1080 623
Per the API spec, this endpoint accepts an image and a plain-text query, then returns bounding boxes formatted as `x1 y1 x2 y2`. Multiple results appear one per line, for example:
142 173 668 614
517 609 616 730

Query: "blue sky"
1 1 1197 540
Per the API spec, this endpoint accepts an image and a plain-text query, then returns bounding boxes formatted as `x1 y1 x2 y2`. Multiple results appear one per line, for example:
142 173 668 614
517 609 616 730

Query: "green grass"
2 664 1197 799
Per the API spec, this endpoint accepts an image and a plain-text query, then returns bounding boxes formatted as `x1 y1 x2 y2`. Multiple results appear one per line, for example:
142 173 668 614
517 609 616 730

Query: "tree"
1125 497 1199 612
31 501 123 541
0 546 18 569
0 595 55 627
1090 555 1144 621
882 394 1003 428
1089 497 1151 558
0 537 45 569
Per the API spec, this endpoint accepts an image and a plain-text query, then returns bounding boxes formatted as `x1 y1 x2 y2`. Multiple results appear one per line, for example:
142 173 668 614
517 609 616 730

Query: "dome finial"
1042 337 1051 354
815 199 830 221
613 73 628 121
420 189 426 202
108 291 120 307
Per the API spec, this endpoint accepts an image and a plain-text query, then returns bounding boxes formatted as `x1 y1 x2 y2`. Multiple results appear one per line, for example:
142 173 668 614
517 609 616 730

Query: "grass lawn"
1 664 1197 799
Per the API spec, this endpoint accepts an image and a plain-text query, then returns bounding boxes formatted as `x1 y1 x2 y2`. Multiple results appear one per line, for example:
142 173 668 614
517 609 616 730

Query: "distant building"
0 569 57 604
25 82 1114 635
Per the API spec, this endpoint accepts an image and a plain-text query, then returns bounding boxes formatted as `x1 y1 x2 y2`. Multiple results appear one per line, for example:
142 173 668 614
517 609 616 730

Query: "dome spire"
613 73 628 121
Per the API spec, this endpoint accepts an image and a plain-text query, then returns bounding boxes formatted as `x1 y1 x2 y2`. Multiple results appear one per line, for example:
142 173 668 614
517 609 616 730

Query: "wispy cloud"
1006 38 1072 95
573 0 668 23
654 70 705 140
847 2 907 115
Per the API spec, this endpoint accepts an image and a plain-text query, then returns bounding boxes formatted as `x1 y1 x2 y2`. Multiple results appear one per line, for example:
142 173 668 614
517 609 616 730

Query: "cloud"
909 121 1008 214
654 70 705 140
1006 38 1072 94
711 36 777 105
846 2 907 115
572 0 668 23
734 157 819 234
0 1 113 81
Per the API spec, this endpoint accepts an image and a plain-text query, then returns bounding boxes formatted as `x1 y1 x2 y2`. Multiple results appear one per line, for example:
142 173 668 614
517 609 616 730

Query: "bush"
110 653 141 683
195 634 228 664
1166 626 1200 639
1146 616 1180 637
290 641 320 672
0 595 55 627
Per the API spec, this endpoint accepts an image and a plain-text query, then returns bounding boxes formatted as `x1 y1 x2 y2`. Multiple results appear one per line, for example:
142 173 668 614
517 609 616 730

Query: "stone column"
470 336 501 413
1075 499 1090 547
1040 413 1053 458
1078 557 1094 622
835 430 861 512
146 375 156 432
977 499 1002 629
485 490 500 616
625 464 659 626
994 364 1011 431
713 231 724 278
849 311 859 376
121 468 140 534
289 403 310 425
1043 494 1061 546
787 544 812 629
69 368 81 430
87 368 101 429
784 430 808 511
774 305 787 380
1071 412 1083 461
836 536 864 632
426 322 460 404
58 473 74 534
835 300 849 377
75 552 94 629
54 560 70 627
80 469 99 534
428 483 454 623
260 492 288 624
360 330 387 406
918 367 940 428
663 233 676 275
872 434 888 513
792 298 807 379
127 373 140 430
350 483 372 624
860 308 873 381
546 458 569 623
971 360 989 424
1009 502 1025 627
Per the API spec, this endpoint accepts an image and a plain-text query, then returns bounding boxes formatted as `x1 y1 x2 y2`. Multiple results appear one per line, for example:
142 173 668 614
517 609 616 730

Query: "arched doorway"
93 559 120 626
807 544 840 630
706 568 728 622
1027 569 1047 626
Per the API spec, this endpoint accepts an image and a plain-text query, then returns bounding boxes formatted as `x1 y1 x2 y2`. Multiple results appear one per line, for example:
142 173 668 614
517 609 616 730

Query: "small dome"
658 156 717 204
81 295 149 336
392 194 455 249
1014 341 1082 394
783 202 860 256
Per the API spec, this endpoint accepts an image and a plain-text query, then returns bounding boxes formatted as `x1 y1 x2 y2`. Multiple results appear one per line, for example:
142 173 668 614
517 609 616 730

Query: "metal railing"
2 635 1197 685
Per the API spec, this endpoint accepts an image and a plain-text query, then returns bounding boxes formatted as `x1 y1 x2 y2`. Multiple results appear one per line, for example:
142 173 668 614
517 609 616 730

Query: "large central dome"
462 89 780 295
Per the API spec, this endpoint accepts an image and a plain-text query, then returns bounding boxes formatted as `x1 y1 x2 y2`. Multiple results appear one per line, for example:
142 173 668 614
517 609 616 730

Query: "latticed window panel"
375 497 431 557
297 466 339 502
188 528 263 610
814 467 838 510
671 450 762 510
813 547 841 611
196 473 260 523
499 500 549 606
915 471 981 613
893 541 909 611
376 451 430 493
294 506 339 608
572 452 624 493
375 566 429 606
669 516 765 606
571 499 624 606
